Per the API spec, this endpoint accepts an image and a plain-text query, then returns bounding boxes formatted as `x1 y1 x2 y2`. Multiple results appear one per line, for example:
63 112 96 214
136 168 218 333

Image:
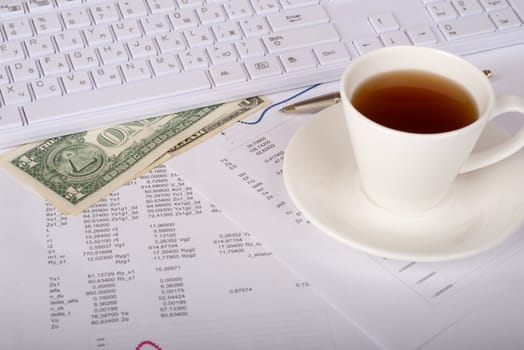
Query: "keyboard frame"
1 0 523 148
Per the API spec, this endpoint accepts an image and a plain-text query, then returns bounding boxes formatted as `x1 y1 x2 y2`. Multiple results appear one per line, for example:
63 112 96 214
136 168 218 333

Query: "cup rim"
340 46 495 138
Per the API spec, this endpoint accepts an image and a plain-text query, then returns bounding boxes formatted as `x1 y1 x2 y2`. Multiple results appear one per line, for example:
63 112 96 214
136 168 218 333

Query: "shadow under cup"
340 46 495 214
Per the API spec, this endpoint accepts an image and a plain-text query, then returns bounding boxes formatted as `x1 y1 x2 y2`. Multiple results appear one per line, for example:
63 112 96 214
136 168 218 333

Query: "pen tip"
279 106 295 113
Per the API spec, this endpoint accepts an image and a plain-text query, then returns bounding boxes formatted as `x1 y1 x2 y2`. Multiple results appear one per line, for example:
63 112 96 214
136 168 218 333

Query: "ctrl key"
314 42 351 65
0 106 24 130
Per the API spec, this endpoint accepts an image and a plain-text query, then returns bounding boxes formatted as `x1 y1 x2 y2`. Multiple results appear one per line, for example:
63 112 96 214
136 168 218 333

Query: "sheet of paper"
167 45 524 349
0 164 380 350
421 284 524 349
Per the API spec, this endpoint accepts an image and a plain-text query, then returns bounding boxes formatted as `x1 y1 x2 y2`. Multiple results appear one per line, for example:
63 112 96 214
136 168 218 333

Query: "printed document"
0 164 378 350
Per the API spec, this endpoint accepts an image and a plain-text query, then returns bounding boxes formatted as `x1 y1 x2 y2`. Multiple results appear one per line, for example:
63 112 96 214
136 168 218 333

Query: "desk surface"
1 44 524 350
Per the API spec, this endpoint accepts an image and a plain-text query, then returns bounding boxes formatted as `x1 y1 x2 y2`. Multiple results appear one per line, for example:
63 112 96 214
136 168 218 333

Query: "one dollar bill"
138 96 269 176
0 97 268 215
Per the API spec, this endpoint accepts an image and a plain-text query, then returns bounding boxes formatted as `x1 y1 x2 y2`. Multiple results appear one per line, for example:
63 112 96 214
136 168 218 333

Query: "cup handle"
460 95 524 174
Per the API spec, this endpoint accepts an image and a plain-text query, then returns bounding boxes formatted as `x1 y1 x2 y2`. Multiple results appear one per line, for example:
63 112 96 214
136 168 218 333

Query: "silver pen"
279 92 341 114
279 69 492 114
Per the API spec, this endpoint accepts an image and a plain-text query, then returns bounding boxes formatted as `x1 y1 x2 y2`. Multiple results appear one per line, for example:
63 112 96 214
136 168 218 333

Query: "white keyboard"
1 0 523 148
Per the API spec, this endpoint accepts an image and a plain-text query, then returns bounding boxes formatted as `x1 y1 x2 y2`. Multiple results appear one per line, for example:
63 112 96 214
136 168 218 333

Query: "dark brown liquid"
351 70 478 134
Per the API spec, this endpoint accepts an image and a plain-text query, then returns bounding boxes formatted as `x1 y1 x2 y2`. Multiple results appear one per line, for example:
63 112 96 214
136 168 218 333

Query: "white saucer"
283 104 524 261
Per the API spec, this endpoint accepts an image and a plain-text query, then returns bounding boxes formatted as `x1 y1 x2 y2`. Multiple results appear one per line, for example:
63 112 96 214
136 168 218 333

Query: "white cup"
340 46 524 214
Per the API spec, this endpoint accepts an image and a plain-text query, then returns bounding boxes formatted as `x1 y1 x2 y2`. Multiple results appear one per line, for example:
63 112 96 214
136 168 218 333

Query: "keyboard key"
24 71 211 123
280 0 319 9
54 30 85 51
155 32 186 53
61 7 92 29
33 12 63 35
84 25 114 46
90 3 120 24
196 4 226 24
25 36 55 57
212 22 243 42
0 106 23 129
32 77 63 99
279 49 317 72
27 0 54 12
8 60 40 82
209 62 247 86
368 13 400 33
146 0 176 13
141 14 171 35
252 0 281 14
235 38 266 59
121 59 152 82
0 41 25 63
184 27 215 48
439 14 496 40
1 83 32 105
406 26 439 45
207 43 237 64
62 71 93 94
127 37 158 59
223 0 254 18
4 19 33 41
353 36 383 55
452 0 484 16
118 0 148 19
40 54 70 76
380 31 412 46
490 9 522 29
179 48 209 70
112 20 143 40
150 55 182 76
266 5 329 31
239 16 270 37
313 42 351 65
263 23 339 54
98 43 129 64
0 3 26 19
0 66 9 85
479 0 509 11
177 0 203 8
508 0 524 20
56 0 82 7
69 48 100 70
427 1 458 21
91 65 122 88
244 56 282 79
170 9 199 30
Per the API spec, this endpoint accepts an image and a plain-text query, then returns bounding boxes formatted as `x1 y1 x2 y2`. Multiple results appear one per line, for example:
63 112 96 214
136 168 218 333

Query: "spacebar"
25 71 211 124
